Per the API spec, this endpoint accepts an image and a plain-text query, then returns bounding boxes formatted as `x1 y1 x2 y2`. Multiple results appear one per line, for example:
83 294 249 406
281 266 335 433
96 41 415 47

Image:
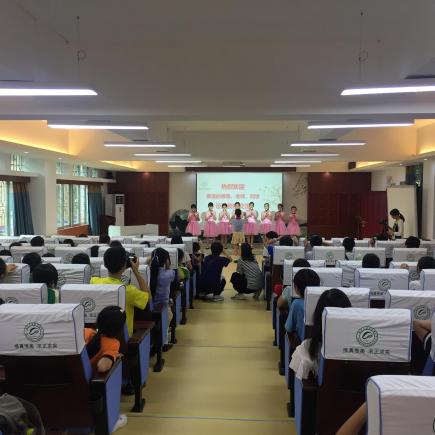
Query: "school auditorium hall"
0 1 435 434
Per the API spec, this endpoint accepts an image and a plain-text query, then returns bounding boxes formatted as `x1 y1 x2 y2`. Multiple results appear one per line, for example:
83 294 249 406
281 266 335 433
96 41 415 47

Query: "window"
10 155 25 171
91 167 99 178
57 183 88 228
0 181 14 236
56 161 64 175
73 164 88 177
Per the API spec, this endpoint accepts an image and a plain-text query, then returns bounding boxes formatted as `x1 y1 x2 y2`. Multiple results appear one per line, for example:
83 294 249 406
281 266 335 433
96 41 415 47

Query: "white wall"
371 167 406 191
169 171 308 223
422 159 435 239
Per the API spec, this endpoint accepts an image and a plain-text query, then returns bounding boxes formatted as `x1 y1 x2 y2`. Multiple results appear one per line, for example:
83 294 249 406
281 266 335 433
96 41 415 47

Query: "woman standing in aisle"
388 208 405 239
274 203 287 236
244 202 258 247
186 204 201 236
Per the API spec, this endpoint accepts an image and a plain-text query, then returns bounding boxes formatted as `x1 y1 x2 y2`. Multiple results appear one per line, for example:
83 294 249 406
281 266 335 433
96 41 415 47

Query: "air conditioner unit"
105 194 125 225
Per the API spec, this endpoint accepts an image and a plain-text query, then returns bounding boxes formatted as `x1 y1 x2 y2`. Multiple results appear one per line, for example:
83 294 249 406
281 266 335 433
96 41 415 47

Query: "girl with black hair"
290 289 351 380
204 202 218 247
150 248 176 305
388 208 405 239
186 204 201 236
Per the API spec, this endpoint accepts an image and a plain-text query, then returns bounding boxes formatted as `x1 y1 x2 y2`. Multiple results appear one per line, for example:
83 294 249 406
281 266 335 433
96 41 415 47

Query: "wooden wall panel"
108 172 169 235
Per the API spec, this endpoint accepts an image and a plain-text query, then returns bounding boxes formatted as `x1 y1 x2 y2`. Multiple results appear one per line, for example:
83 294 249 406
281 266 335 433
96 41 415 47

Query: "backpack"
0 394 45 435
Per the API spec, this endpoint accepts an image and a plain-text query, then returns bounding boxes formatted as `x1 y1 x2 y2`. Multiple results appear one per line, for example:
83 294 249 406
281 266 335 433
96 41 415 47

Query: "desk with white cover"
312 246 345 266
352 247 386 267
60 284 126 323
54 246 91 263
354 268 409 299
321 307 412 362
304 287 370 326
375 240 404 258
0 303 85 355
1 264 30 283
53 264 91 288
419 269 435 290
291 267 343 298
283 259 326 285
273 246 305 265
366 375 435 435
0 283 48 304
10 246 47 263
336 260 362 287
392 247 427 262
386 290 435 320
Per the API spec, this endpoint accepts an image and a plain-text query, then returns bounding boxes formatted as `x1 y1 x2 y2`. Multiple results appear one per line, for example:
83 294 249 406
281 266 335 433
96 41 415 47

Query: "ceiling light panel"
49 123 148 130
290 141 365 147
341 85 435 96
105 142 174 148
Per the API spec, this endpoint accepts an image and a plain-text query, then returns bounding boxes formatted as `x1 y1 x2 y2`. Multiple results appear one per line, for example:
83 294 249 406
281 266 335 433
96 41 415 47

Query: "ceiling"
1 0 435 171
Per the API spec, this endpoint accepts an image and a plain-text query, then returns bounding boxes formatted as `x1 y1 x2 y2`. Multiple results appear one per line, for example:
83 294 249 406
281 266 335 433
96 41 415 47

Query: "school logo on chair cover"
377 279 391 292
65 253 74 264
356 326 379 347
24 322 44 342
410 271 419 281
325 252 335 262
285 252 293 260
57 272 67 288
406 253 415 261
414 305 431 320
80 297 96 313
4 296 18 304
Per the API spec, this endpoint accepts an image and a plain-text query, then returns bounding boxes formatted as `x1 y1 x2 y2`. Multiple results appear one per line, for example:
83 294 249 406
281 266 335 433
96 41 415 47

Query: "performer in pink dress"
259 203 273 241
244 202 258 246
218 203 231 248
186 203 201 236
286 205 301 237
274 203 287 236
204 202 218 246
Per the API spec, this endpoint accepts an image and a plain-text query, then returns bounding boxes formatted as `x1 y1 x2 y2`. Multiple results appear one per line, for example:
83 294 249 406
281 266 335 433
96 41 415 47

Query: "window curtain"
13 182 34 235
88 184 103 235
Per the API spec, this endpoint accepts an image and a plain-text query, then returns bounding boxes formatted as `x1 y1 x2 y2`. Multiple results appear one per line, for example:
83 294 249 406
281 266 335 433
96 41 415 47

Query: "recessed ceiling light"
134 153 190 157
399 163 403 166
341 85 435 96
104 142 174 148
424 158 428 161
274 160 322 164
156 160 202 164
290 141 366 147
58 157 62 160
168 164 207 168
23 151 29 154
307 122 413 129
281 153 339 157
0 87 97 96
48 123 148 130
270 164 311 168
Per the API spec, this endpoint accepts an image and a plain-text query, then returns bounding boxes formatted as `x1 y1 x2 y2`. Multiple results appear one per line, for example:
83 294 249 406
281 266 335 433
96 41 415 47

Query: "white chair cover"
100 266 133 285
375 240 405 258
273 246 305 265
312 246 345 266
392 248 428 262
10 246 47 263
304 287 370 326
352 247 386 267
122 244 147 257
41 257 63 264
53 264 91 288
43 244 58 255
331 238 343 247
386 290 435 320
0 303 85 355
283 260 326 285
0 256 12 263
0 283 48 304
366 375 435 435
419 269 435 290
60 284 126 323
336 260 362 287
89 257 104 277
292 267 343 298
355 240 369 247
419 240 435 257
152 246 179 270
54 246 90 263
389 261 419 281
130 265 150 288
354 268 409 300
1 264 30 284
321 307 411 361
